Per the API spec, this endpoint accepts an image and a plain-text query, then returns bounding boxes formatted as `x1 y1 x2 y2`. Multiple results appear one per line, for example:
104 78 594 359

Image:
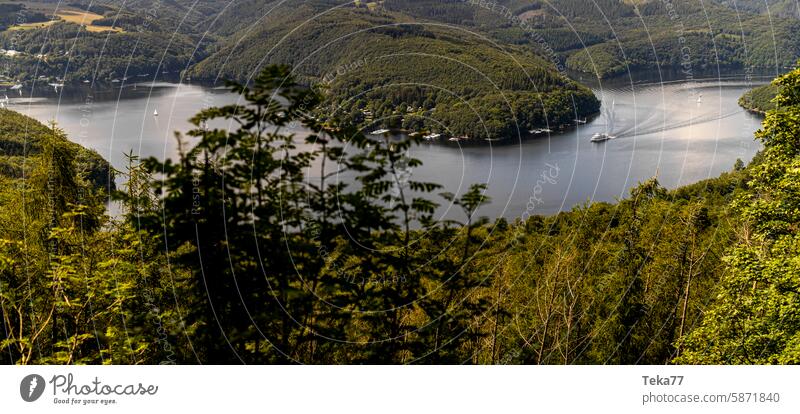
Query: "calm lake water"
8 72 769 219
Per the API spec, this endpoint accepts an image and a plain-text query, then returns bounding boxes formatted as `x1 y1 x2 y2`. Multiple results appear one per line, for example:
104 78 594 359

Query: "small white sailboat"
697 93 703 104
153 109 159 117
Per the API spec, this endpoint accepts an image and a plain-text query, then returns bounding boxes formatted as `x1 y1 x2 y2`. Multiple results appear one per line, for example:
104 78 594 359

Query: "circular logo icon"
20 374 45 402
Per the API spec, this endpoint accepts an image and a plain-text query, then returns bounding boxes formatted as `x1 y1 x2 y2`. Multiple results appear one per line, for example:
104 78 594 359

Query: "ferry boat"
591 100 616 143
590 132 614 142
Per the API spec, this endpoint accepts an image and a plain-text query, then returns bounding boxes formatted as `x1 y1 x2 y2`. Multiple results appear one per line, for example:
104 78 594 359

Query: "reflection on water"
7 73 768 219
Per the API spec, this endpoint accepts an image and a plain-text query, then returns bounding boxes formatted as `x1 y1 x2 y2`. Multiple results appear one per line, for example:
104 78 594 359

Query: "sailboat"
153 109 159 117
591 100 616 142
697 93 703 104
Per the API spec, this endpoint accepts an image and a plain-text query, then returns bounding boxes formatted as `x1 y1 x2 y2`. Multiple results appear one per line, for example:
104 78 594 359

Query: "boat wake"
613 109 742 139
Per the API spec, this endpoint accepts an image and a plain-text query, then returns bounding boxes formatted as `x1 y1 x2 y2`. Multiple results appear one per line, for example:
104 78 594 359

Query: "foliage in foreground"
677 66 800 364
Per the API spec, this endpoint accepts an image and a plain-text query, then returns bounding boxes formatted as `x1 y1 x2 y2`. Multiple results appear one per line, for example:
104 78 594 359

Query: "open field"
5 3 122 32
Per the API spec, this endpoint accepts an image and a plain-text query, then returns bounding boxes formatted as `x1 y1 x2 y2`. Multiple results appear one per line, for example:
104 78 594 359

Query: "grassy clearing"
6 4 122 33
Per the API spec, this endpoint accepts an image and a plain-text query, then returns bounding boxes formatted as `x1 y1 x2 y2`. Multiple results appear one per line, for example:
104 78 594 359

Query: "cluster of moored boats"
368 121 616 143
369 129 469 142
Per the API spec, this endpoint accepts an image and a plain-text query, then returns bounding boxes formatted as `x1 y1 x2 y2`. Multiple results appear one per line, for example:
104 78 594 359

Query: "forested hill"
562 0 800 77
0 108 113 190
716 0 799 19
186 1 600 140
0 1 203 82
382 0 800 78
739 83 781 114
3 0 799 84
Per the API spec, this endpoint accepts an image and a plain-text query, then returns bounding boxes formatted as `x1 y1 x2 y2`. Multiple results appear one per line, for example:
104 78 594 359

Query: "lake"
8 71 769 220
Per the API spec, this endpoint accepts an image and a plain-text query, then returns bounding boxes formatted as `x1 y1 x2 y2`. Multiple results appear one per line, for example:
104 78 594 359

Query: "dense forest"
0 21 202 82
383 0 800 78
3 0 800 82
0 62 798 364
0 0 206 82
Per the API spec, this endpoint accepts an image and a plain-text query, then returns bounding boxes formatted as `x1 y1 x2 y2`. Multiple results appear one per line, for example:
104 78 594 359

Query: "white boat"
153 109 159 117
590 132 615 142
423 133 441 140
574 118 587 124
48 82 64 91
697 93 703 104
591 99 616 143
9 83 22 90
370 128 390 135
